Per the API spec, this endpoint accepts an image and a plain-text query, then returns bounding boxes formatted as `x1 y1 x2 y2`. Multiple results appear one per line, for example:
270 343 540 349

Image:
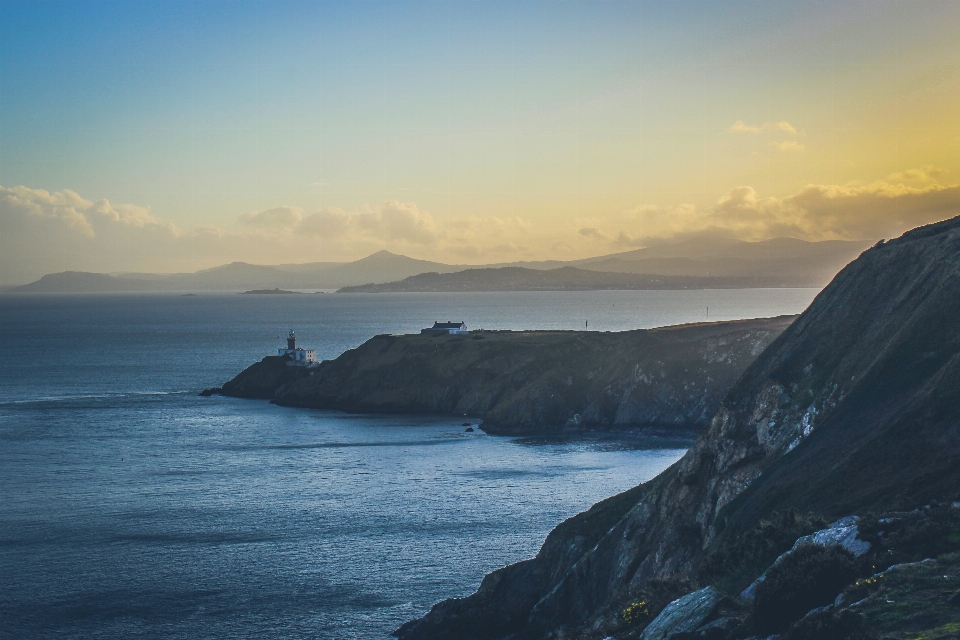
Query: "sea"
0 289 819 639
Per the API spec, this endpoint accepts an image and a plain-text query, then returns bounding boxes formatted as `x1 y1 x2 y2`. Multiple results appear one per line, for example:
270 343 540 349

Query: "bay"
0 289 818 639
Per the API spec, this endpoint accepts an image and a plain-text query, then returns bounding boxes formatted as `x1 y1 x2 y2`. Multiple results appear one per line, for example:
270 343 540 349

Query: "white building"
421 321 468 335
278 330 318 364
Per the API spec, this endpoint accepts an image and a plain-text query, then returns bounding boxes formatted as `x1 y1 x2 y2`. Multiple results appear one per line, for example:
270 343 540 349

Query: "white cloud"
239 206 304 229
728 120 763 134
355 201 439 244
0 185 186 284
766 121 799 135
242 201 440 244
728 120 802 135
772 140 805 152
886 166 947 182
577 177 960 248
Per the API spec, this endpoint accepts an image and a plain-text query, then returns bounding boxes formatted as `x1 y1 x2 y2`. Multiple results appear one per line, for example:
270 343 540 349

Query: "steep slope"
397 216 960 639
217 318 791 436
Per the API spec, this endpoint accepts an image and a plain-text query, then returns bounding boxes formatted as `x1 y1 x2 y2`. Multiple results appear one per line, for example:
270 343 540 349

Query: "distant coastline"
6 238 867 293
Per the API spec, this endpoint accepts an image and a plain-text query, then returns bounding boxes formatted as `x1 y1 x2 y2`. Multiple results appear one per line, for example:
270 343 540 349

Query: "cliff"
218 317 792 436
396 216 960 640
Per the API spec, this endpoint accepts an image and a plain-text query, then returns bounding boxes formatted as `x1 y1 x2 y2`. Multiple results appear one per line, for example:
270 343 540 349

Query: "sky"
1 0 959 284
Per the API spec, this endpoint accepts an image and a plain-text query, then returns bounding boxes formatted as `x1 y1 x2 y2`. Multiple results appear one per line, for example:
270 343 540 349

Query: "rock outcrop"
217 317 791 436
395 215 960 639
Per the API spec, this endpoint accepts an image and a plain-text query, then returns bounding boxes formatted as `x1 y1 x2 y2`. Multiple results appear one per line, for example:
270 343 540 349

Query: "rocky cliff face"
396 216 960 639
219 318 791 436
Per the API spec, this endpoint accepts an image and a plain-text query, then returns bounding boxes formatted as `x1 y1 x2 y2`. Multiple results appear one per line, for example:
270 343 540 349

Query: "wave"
0 390 190 405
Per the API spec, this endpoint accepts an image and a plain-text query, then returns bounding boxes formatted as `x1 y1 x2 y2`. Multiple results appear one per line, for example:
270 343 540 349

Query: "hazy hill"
396 217 960 639
8 238 867 293
578 238 869 286
337 266 759 292
9 251 463 292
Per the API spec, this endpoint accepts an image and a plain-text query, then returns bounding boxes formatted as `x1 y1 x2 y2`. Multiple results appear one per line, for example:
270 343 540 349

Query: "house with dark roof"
421 321 468 335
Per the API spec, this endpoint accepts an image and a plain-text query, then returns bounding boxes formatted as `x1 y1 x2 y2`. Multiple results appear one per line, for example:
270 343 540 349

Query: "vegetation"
750 544 861 635
700 509 828 594
620 599 650 625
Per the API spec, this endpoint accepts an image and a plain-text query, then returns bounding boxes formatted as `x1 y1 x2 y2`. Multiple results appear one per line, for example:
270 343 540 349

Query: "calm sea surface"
0 289 818 639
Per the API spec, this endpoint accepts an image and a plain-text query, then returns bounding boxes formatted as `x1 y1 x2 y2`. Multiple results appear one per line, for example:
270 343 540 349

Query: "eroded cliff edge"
395 216 960 640
217 317 792 436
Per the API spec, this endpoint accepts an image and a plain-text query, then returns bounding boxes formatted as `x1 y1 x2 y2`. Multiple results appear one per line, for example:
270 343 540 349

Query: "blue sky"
2 1 959 281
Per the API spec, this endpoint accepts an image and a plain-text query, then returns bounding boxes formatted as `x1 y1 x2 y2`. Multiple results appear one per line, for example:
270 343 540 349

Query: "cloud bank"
3 171 959 285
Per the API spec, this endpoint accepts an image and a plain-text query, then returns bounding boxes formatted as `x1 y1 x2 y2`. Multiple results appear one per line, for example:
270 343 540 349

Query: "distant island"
239 288 299 295
6 237 868 293
208 316 793 436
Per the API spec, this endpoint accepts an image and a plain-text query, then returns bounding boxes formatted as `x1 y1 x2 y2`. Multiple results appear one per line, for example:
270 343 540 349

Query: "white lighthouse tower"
278 330 318 364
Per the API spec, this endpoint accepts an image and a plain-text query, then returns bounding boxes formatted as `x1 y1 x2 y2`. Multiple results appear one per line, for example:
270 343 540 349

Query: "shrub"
621 599 651 625
700 509 828 593
751 544 861 635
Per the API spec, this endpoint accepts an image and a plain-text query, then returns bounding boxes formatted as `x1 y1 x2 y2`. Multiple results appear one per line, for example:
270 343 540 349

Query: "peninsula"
212 316 792 436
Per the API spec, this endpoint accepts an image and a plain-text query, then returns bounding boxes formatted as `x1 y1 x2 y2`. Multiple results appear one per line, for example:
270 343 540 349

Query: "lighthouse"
278 330 318 364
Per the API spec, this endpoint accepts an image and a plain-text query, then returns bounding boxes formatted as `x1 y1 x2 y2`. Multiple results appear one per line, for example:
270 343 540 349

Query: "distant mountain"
319 250 461 285
576 238 870 286
8 238 868 293
337 266 759 292
9 252 463 293
12 271 156 293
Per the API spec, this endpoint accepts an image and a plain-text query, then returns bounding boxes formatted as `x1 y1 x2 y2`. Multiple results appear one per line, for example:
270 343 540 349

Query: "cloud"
578 227 608 240
706 180 960 240
0 185 544 283
244 201 440 244
1 185 187 284
0 185 179 240
886 166 947 182
772 140 805 152
728 120 762 134
5 172 959 286
355 201 439 244
578 175 960 248
239 206 304 228
727 120 801 135
766 121 799 135
300 207 351 237
1 186 96 237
